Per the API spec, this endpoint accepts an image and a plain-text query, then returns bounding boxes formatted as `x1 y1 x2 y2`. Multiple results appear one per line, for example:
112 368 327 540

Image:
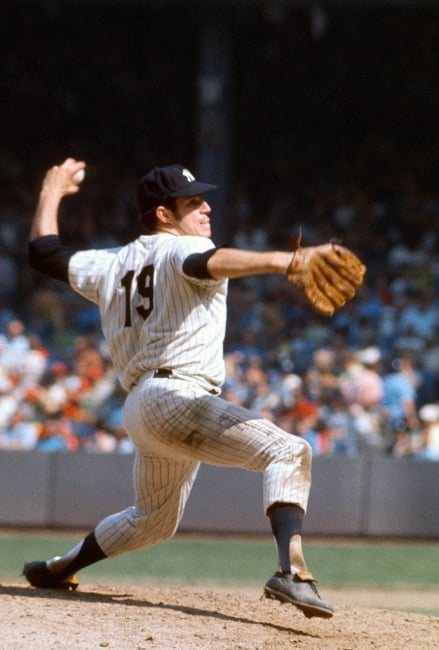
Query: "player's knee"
286 435 312 468
155 520 179 544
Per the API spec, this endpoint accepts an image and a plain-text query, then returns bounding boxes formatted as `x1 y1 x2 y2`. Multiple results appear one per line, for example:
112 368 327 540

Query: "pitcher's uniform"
65 232 311 558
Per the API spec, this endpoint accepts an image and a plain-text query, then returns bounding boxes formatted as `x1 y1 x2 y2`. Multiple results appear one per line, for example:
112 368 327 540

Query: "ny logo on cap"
182 168 195 183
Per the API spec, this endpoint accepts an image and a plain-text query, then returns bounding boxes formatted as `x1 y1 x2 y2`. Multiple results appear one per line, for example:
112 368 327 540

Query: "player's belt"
153 368 173 378
152 368 219 395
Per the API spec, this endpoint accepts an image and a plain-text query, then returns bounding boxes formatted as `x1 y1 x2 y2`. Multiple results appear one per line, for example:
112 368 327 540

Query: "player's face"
170 195 212 238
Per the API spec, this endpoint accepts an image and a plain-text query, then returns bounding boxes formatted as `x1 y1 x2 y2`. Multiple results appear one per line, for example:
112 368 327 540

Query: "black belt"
153 368 173 378
152 368 219 395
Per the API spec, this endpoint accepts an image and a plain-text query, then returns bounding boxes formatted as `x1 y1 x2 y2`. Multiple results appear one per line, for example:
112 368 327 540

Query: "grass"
2 531 439 591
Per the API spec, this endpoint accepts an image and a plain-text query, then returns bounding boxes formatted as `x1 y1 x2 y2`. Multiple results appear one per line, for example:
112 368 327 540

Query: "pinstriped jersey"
68 234 228 392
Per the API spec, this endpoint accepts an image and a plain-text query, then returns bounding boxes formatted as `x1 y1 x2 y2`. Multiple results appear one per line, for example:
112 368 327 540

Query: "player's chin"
198 224 212 238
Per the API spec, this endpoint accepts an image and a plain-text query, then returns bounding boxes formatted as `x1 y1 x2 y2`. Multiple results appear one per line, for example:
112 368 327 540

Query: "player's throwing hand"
41 157 86 198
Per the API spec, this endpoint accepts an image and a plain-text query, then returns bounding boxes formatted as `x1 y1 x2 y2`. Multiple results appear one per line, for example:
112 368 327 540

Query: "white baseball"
72 169 85 184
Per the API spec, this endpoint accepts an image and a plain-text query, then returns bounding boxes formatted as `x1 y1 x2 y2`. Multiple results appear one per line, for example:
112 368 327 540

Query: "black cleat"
264 571 334 619
22 561 79 591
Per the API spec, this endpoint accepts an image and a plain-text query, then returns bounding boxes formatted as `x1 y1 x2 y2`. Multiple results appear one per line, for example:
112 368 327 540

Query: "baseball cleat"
22 561 79 591
264 571 334 619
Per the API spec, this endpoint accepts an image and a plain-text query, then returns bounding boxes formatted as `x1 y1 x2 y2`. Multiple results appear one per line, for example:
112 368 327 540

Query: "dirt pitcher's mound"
1 582 438 649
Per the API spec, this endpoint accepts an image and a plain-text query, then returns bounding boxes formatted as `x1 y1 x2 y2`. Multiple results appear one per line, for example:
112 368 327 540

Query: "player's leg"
23 452 199 589
191 397 333 618
94 452 199 557
127 381 333 617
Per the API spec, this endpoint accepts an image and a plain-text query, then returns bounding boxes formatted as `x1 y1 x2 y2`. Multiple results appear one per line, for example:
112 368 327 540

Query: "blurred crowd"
0 317 131 453
1 210 439 460
1 4 439 458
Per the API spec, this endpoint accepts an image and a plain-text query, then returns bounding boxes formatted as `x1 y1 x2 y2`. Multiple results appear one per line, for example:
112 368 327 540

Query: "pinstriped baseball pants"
95 376 312 558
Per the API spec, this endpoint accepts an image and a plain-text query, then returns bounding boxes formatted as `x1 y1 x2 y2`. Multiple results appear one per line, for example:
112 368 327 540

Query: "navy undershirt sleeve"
28 235 74 284
182 247 218 279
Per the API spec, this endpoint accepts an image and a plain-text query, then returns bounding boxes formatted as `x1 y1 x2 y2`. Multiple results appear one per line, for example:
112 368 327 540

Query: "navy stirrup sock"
55 531 107 579
268 503 304 574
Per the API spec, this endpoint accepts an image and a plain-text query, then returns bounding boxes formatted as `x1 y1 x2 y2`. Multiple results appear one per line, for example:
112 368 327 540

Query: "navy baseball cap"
138 164 217 211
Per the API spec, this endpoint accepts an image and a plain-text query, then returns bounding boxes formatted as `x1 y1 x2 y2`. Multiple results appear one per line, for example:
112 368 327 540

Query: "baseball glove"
286 241 366 316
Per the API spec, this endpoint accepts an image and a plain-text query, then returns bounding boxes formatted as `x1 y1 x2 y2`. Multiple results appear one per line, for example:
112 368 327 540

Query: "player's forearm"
206 247 292 279
30 191 62 240
30 158 85 241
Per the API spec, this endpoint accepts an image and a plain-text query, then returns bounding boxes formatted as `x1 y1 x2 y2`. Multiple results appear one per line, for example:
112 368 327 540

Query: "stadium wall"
1 451 438 538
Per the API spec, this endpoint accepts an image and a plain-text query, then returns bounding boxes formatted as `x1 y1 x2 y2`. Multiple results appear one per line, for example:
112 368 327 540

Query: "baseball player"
22 156 361 619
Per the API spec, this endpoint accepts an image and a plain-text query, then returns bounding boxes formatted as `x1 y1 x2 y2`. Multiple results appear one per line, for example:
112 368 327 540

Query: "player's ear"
156 205 174 225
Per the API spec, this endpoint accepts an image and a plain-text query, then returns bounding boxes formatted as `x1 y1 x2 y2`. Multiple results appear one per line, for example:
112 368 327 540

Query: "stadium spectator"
320 389 357 456
0 319 30 376
380 352 422 455
304 348 339 403
0 407 40 450
412 403 439 461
